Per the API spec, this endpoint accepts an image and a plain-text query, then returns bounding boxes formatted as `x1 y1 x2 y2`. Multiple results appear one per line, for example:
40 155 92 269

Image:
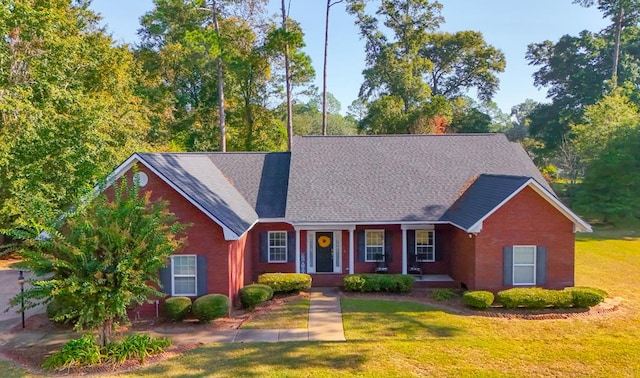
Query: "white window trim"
513 245 537 286
365 230 385 262
415 230 435 262
268 231 288 263
171 254 197 296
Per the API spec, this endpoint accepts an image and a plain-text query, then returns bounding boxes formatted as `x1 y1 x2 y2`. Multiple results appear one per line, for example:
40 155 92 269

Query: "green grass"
120 225 640 377
241 297 310 329
0 361 33 378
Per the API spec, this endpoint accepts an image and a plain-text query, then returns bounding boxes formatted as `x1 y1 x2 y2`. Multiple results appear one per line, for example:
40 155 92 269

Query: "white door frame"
306 230 342 274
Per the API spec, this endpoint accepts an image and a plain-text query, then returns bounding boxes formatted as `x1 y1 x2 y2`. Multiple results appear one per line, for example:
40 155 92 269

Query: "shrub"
431 288 456 301
343 275 366 292
46 297 80 324
258 273 312 293
239 284 274 309
104 334 171 364
497 288 574 309
163 297 192 321
42 334 102 370
192 294 230 322
342 274 415 293
565 286 607 308
462 291 495 309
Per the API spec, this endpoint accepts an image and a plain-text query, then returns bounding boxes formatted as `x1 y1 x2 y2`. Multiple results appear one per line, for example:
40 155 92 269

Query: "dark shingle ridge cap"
139 151 288 155
295 133 501 138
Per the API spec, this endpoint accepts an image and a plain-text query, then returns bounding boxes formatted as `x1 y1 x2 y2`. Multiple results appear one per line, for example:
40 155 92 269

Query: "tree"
574 0 640 83
0 0 149 231
281 0 293 150
575 124 640 221
346 0 504 134
10 175 187 347
423 31 506 102
322 0 345 135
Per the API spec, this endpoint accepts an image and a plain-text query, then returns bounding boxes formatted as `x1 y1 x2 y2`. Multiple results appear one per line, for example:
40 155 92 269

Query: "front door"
315 232 334 273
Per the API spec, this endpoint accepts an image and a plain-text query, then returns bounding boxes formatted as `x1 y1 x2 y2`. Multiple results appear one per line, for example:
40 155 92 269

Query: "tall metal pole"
18 270 25 329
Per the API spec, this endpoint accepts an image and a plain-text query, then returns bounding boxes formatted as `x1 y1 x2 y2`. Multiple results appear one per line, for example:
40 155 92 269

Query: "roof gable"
109 153 259 240
444 174 591 233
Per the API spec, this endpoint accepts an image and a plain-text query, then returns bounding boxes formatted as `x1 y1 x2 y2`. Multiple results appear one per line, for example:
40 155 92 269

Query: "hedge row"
343 274 415 293
258 273 312 293
462 287 607 309
163 294 230 322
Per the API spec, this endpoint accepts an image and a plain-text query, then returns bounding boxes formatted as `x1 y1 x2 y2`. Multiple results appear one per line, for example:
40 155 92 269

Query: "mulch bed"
340 289 623 320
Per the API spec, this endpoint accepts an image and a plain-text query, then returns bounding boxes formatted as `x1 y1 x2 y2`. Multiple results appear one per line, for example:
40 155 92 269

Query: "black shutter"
159 263 172 295
357 230 365 262
407 230 416 263
503 246 513 286
197 256 207 296
536 246 547 285
434 230 443 261
287 231 296 262
385 230 393 262
259 232 268 262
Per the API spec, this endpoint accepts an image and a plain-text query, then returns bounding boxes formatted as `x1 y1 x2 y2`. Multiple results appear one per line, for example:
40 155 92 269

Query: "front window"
365 230 385 262
416 230 435 262
172 255 197 296
513 246 536 285
268 231 288 262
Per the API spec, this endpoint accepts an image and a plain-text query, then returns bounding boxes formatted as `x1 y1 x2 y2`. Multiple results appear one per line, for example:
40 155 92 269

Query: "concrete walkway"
0 287 345 349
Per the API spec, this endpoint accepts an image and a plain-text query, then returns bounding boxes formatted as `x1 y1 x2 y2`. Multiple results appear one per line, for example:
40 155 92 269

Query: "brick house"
107 134 590 307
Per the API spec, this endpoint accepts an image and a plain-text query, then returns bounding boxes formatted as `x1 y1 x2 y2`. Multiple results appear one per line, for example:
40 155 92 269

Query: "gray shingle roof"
443 174 532 230
137 153 259 237
206 152 290 218
285 134 550 223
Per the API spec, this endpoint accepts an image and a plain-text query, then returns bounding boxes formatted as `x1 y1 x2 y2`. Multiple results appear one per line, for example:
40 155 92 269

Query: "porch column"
349 228 354 275
402 227 407 274
295 228 301 273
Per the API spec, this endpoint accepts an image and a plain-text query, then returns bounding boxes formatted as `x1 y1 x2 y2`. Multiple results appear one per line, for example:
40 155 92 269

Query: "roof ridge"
295 133 501 139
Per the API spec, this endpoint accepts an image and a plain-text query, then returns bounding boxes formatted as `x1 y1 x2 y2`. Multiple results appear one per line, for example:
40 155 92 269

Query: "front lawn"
109 226 640 376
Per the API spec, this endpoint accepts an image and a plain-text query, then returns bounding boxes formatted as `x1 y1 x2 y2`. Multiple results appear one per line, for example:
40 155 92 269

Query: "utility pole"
322 0 344 136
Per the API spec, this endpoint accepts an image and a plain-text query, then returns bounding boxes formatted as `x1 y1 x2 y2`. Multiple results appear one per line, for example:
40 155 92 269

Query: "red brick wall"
474 186 575 291
228 235 247 307
249 222 296 283
122 165 233 312
438 225 474 288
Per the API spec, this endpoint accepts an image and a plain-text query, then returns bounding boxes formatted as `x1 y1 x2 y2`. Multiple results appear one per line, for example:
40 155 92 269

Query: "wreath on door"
317 235 331 248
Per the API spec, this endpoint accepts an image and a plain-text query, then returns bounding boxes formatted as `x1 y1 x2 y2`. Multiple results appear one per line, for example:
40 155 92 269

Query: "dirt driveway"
0 270 44 330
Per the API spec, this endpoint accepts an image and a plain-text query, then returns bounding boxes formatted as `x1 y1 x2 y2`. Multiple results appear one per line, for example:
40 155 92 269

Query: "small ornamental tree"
10 176 187 346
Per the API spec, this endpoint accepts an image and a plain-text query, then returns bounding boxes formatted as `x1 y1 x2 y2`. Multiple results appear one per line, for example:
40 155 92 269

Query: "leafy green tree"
10 176 187 346
292 93 357 135
346 0 504 134
575 124 640 221
423 31 506 102
0 0 149 231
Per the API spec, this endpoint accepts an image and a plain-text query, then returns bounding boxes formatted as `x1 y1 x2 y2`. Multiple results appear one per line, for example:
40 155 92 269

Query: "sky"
90 0 608 115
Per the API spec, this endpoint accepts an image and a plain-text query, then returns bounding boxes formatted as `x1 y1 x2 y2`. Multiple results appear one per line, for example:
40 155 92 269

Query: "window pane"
270 246 287 262
270 232 287 247
366 231 383 246
416 230 432 245
174 277 196 295
514 247 535 264
173 256 196 275
366 246 384 261
514 266 535 284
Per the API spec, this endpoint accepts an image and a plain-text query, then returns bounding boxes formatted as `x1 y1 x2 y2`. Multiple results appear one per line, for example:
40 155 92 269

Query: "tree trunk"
612 2 624 85
212 0 226 151
101 318 113 347
322 0 331 136
282 0 293 151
